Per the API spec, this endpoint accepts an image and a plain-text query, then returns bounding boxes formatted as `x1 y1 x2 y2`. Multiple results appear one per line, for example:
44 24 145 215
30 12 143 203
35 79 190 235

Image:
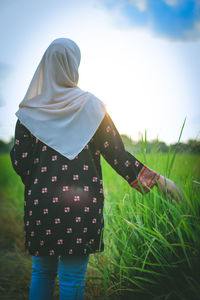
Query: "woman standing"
10 38 180 300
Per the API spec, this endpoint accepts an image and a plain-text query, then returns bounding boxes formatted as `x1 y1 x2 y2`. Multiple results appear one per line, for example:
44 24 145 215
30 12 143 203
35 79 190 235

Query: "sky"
0 0 200 144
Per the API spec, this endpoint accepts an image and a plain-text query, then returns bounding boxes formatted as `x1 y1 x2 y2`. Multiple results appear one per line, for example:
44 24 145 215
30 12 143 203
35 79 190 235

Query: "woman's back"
11 113 153 256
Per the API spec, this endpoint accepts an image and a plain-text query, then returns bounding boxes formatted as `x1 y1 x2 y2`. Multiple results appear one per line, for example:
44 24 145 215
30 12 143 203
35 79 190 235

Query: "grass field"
0 150 200 300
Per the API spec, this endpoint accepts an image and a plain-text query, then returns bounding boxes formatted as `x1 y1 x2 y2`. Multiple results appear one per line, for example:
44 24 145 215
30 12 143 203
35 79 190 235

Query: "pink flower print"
46 229 51 235
64 207 70 213
97 228 101 235
55 218 61 224
113 129 117 136
92 218 97 224
42 145 47 151
24 134 29 138
104 141 109 148
14 160 18 166
52 176 57 182
30 231 34 237
125 160 131 167
43 208 48 214
26 221 29 226
74 195 80 202
62 186 69 192
15 139 19 145
135 160 140 167
34 199 39 205
34 178 38 184
29 210 32 216
114 159 118 165
125 175 130 181
62 164 68 170
89 239 94 244
84 144 89 150
66 228 72 234
52 197 59 203
76 217 81 223
83 164 88 170
40 240 44 246
83 227 88 233
42 187 47 193
36 220 41 226
95 150 100 156
52 155 57 161
49 250 55 255
35 138 39 143
28 189 31 195
92 177 98 182
84 207 90 212
106 126 111 133
34 158 39 164
22 152 28 158
75 155 79 159
69 249 73 254
92 197 97 203
76 238 82 244
57 239 63 245
73 174 79 181
83 185 89 192
99 188 103 194
41 166 47 173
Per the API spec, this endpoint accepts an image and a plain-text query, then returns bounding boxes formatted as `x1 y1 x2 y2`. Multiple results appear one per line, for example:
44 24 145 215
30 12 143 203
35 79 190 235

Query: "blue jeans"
29 255 90 300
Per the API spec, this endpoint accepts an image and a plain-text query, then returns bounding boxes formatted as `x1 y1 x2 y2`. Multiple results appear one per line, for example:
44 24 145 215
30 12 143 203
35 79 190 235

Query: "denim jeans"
29 254 90 300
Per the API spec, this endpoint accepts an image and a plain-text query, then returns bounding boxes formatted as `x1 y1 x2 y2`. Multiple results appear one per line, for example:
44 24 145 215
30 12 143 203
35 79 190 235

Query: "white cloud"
184 21 200 41
129 0 147 12
163 0 179 6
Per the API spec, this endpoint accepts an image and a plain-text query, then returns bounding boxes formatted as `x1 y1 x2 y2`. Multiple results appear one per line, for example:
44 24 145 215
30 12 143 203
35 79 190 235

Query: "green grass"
0 151 200 300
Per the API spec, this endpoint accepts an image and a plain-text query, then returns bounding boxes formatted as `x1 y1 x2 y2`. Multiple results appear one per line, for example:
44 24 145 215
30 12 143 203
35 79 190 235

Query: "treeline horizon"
0 135 200 154
121 134 200 154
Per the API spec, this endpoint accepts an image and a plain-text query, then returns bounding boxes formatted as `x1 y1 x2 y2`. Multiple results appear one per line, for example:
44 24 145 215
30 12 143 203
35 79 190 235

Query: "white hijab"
15 38 106 160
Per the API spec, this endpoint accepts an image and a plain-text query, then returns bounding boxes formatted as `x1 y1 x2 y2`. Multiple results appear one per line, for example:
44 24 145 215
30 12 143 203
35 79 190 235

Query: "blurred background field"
0 140 200 299
1 1 200 299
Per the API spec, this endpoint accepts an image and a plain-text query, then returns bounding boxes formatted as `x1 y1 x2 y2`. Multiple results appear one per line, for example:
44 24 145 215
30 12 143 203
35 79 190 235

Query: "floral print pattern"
10 113 158 256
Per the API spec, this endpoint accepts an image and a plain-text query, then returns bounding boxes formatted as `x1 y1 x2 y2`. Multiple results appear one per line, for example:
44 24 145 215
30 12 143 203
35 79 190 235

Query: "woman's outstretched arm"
93 112 181 201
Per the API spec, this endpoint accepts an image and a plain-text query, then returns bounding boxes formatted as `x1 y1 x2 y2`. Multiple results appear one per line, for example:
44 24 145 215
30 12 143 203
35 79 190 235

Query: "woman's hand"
157 174 182 204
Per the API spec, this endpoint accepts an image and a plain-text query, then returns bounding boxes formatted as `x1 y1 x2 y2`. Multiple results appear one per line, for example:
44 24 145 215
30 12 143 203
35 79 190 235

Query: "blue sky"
0 0 199 143
106 0 200 40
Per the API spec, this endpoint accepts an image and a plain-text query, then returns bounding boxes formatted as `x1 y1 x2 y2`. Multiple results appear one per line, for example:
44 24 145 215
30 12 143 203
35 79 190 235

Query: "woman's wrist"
130 166 160 194
157 174 164 186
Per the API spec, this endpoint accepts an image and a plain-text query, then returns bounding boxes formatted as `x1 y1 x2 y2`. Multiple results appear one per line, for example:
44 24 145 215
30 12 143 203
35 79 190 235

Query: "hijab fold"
15 38 106 160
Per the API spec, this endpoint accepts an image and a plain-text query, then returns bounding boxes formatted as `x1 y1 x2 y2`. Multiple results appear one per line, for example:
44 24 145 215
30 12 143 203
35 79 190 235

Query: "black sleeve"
93 113 144 184
10 119 34 185
93 113 160 194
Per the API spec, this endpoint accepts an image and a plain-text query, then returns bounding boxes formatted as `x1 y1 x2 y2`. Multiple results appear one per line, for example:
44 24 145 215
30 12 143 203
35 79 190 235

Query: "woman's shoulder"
15 119 32 136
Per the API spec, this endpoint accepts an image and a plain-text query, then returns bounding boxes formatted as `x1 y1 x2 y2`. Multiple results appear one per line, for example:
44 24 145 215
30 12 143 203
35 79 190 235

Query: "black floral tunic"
10 112 159 256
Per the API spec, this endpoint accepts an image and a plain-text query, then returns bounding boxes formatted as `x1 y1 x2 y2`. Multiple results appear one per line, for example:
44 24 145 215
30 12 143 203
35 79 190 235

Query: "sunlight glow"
0 0 199 144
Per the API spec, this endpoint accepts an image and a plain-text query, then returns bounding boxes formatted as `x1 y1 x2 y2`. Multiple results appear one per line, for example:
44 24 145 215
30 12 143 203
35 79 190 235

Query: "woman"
10 38 180 300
